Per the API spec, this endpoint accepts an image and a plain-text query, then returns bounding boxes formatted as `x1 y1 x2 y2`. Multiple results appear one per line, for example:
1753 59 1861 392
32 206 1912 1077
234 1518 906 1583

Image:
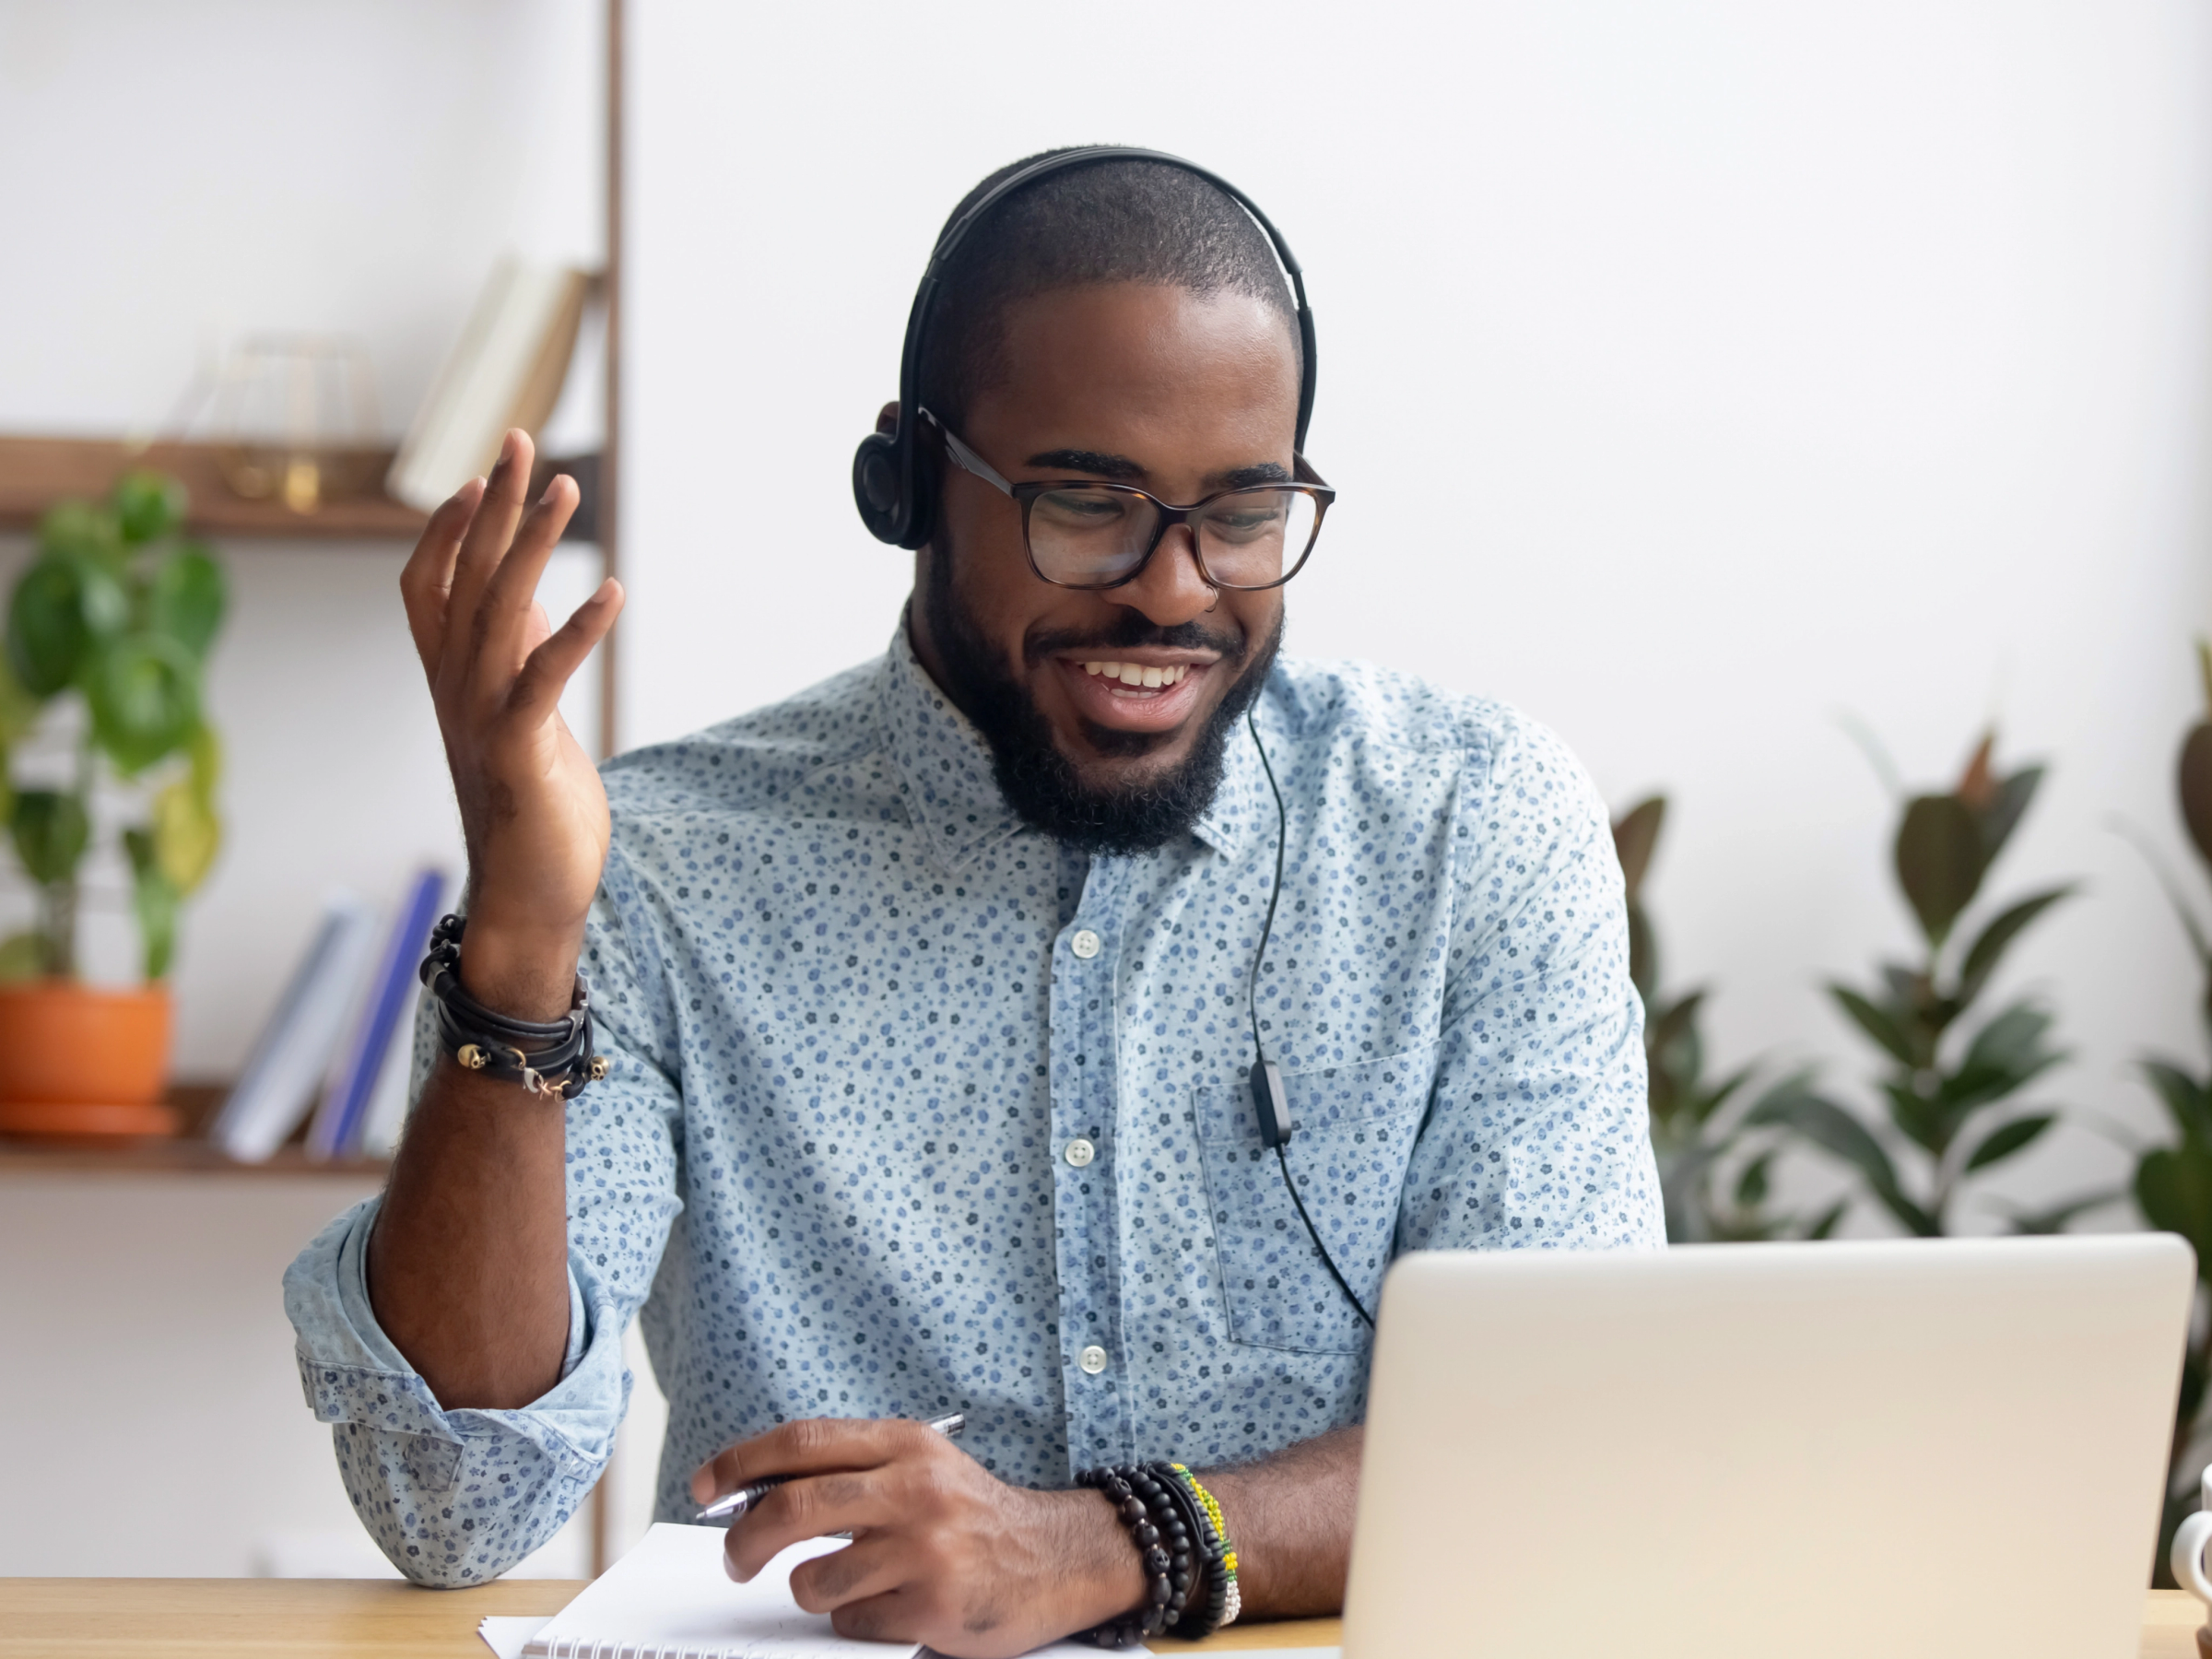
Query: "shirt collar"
875 619 1270 871
875 625 1026 876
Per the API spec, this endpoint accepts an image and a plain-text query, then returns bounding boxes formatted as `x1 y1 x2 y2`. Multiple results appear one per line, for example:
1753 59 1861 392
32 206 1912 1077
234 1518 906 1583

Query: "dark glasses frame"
922 408 1335 593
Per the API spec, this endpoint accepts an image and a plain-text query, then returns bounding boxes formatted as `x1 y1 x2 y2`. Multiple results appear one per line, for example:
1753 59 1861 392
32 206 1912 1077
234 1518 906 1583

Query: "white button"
1078 1345 1108 1374
1070 929 1101 959
1065 1137 1095 1168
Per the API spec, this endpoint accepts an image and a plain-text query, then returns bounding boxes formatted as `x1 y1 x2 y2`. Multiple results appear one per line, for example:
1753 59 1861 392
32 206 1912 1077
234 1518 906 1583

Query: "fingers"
442 429 535 668
724 1470 889 1582
692 1417 927 1504
471 472 582 679
788 1537 905 1617
510 578 623 716
398 477 488 675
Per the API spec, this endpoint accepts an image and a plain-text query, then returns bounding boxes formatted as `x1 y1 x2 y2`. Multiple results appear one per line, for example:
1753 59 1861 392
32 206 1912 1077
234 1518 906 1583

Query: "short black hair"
919 148 1300 430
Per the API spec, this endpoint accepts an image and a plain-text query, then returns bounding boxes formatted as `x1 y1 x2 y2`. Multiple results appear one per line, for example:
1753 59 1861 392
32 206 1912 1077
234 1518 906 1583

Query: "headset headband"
853 146 1318 549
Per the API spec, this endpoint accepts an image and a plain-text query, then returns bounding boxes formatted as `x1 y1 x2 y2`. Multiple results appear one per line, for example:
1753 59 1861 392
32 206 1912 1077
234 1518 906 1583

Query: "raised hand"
398 429 623 1018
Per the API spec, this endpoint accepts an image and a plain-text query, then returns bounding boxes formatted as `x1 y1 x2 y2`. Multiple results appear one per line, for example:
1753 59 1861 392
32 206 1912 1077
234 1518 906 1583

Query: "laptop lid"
1344 1236 2192 1659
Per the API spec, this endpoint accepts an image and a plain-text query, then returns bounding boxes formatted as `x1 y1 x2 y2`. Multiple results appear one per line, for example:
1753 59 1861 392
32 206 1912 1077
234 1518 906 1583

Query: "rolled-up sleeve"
282 865 684 1585
1395 708 1665 1253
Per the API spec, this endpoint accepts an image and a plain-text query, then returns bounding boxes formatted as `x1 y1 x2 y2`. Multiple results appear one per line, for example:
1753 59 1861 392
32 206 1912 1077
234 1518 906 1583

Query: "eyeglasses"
923 408 1334 593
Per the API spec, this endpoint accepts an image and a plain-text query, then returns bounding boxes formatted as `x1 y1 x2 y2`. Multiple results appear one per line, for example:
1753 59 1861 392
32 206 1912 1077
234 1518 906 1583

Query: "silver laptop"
1346 1236 2193 1659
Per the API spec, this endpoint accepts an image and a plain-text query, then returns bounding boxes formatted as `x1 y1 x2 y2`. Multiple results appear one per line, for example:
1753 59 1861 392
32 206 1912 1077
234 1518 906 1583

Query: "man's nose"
1108 524 1217 628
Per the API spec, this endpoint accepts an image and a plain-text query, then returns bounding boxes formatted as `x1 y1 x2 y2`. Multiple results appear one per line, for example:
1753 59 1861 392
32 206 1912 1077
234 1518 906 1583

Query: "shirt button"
1065 1137 1095 1168
1070 929 1101 959
1077 1345 1108 1374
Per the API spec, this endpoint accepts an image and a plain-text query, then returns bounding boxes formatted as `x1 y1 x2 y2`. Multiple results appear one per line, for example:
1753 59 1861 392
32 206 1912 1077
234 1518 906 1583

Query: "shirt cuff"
283 1196 629 1485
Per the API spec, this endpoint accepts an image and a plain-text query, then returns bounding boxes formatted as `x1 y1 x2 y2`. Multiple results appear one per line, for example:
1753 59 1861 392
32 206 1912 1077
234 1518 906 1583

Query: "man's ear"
876 401 900 437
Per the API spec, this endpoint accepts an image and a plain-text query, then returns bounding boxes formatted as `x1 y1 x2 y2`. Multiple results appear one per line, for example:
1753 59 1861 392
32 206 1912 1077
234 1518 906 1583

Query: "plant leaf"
150 780 220 894
2136 1142 2212 1276
1963 1112 2056 1171
84 631 200 774
113 470 187 544
1979 765 2044 869
10 790 88 885
1829 982 1916 1065
6 555 127 697
1747 1088 1937 1235
2138 1059 2212 1142
1626 898 1657 1006
1895 794 1985 947
146 543 226 659
1610 796 1665 902
124 826 178 981
2183 725 2212 876
35 499 124 569
1995 1189 2120 1234
1881 1080 1947 1154
1801 1199 1850 1241
1957 885 2075 1006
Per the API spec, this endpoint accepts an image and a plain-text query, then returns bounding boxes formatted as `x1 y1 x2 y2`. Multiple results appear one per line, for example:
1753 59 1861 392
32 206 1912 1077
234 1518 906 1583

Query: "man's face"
907 282 1300 852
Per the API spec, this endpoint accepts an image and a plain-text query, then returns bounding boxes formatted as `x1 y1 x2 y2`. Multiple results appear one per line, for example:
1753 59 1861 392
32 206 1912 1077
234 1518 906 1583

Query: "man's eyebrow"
1022 451 1295 492
1025 448 1146 481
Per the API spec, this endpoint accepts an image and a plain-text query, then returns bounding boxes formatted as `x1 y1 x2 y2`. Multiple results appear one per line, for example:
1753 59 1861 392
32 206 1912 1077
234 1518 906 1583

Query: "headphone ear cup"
852 431 906 545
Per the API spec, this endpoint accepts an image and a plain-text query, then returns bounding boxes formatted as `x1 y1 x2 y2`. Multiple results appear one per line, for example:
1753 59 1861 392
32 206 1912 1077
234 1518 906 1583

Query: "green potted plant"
0 471 225 1136
2116 644 2212 1582
1759 731 2095 1234
1612 794 1843 1242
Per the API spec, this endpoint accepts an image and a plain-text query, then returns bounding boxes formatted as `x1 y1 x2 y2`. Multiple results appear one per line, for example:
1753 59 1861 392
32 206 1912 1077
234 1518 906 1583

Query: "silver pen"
692 1412 967 1526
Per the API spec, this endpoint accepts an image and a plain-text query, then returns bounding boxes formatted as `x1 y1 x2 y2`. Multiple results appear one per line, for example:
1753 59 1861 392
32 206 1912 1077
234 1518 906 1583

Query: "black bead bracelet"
1075 1462 1206 1649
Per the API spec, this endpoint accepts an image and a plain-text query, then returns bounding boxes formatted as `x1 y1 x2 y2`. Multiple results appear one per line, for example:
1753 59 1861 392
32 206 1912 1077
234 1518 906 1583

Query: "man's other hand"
397 428 623 1020
691 1418 1146 1659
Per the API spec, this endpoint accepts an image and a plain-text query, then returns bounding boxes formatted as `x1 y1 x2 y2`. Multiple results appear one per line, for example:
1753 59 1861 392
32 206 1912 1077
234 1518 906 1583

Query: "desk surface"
0 1579 2200 1657
0 1578 1340 1657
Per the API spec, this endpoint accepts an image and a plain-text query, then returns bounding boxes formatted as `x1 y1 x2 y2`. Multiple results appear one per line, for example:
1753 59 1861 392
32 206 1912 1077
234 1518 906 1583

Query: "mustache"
1023 616 1247 667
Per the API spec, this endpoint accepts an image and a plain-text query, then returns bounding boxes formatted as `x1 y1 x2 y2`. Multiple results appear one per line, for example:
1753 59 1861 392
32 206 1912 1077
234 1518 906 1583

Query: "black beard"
920 548 1283 856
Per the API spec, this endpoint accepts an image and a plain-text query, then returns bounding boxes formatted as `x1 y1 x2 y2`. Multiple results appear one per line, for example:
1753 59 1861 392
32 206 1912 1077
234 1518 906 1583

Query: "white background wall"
3 0 2209 1580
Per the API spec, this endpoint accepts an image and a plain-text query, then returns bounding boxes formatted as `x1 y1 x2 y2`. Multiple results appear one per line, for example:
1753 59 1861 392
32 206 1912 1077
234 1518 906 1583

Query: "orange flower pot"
0 981 179 1138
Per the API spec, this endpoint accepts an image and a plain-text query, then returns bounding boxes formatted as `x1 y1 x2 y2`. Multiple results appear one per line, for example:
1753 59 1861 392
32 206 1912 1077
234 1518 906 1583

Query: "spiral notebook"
492 1523 1109 1659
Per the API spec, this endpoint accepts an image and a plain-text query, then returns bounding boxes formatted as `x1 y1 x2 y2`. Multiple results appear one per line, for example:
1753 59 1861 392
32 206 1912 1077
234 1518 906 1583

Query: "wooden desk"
0 1580 2197 1657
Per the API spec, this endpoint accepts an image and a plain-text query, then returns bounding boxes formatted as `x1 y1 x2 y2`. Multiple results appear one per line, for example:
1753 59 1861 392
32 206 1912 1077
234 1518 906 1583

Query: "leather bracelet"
1161 1465 1230 1639
419 913 607 1100
1074 1463 1199 1648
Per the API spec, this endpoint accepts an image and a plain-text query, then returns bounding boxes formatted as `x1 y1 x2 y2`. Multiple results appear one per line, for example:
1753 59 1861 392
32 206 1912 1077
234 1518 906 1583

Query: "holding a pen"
694 1413 966 1525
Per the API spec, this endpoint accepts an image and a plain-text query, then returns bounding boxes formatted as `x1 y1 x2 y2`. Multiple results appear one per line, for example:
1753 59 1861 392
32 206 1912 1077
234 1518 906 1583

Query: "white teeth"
1079 661 1189 688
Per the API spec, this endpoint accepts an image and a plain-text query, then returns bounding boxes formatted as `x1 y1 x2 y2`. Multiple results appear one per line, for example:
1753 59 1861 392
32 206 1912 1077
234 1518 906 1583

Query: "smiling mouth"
1080 659 1194 691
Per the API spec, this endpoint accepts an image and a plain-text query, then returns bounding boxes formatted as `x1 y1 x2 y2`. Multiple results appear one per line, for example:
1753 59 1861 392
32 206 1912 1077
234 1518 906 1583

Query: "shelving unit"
0 1082 389 1179
0 435 429 540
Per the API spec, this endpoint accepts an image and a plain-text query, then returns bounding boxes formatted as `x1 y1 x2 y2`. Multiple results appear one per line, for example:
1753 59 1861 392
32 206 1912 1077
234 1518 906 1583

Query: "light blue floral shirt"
284 629 1662 1586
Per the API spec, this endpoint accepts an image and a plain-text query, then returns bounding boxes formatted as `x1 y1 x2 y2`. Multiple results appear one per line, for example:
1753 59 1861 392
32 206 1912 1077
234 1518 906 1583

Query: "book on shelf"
386 256 593 513
305 867 445 1161
210 895 380 1162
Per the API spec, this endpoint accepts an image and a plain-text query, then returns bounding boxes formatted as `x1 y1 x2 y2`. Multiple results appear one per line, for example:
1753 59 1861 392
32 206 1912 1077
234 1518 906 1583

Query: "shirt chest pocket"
1194 1053 1432 1355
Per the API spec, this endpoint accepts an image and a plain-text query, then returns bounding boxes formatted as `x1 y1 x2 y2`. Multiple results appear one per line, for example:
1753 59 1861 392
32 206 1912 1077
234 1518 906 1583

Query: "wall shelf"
0 434 428 540
0 1081 389 1178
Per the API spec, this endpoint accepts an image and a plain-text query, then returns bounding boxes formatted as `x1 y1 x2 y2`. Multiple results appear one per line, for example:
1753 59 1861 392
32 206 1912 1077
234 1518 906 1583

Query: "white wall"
626 0 2212 1222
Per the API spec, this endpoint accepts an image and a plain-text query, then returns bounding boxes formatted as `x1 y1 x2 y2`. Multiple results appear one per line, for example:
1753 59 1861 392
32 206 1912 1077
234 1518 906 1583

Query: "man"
286 152 1661 1655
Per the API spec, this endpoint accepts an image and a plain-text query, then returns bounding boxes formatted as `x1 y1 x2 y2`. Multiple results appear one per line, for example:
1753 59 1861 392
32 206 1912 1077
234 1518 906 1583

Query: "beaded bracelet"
1170 1464 1241 1633
1074 1463 1199 1648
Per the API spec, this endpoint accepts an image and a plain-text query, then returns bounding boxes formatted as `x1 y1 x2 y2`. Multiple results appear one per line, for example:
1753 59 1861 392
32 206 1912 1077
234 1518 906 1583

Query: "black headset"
854 148 1372 1330
851 146 1320 551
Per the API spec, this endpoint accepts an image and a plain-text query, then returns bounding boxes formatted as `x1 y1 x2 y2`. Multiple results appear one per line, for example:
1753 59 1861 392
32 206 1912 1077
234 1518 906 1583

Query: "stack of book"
209 869 445 1162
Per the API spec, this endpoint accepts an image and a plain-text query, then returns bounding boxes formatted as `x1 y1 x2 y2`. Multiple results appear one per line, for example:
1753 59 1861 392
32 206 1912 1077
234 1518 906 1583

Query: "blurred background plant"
1613 794 1844 1242
2112 643 2212 1583
1759 731 2089 1236
1 471 226 981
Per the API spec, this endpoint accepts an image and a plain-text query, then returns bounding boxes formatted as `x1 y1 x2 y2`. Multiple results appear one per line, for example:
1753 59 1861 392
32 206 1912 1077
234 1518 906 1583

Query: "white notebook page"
522 1524 911 1659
